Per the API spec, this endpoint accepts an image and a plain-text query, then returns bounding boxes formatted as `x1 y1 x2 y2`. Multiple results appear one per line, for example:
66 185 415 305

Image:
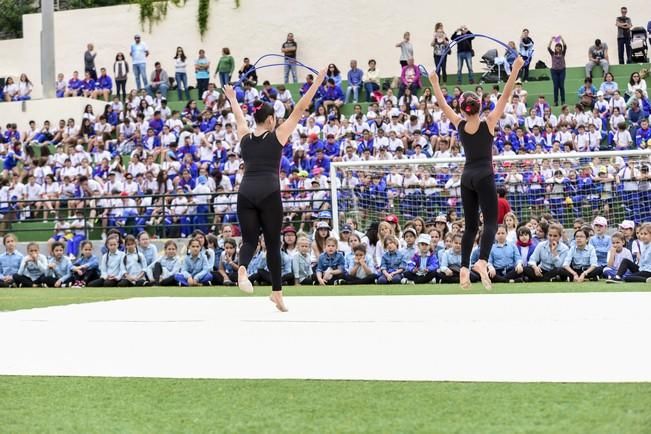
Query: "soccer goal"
329 150 651 234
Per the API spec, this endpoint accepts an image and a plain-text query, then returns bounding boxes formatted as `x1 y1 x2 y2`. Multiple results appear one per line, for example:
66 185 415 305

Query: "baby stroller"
630 26 648 63
479 49 508 84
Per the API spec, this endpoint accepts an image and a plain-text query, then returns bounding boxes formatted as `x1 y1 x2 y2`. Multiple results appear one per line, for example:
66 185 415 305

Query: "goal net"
329 150 651 234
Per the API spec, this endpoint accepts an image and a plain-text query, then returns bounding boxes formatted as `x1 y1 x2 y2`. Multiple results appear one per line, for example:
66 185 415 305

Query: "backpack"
535 60 548 70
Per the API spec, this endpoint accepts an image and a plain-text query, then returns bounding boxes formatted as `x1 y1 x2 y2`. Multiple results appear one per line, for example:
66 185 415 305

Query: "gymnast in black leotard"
430 56 525 290
223 68 326 312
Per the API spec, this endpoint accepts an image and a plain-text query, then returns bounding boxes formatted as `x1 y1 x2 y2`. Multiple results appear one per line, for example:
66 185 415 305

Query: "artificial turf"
0 281 649 312
0 377 649 434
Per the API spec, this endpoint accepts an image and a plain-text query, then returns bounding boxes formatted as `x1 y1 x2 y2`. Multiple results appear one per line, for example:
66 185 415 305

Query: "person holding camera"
451 25 475 85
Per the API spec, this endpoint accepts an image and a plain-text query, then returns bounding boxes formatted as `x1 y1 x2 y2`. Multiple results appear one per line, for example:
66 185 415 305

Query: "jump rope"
231 34 533 90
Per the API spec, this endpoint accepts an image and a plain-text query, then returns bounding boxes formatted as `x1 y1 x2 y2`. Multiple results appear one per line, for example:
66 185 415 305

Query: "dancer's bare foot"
459 267 472 290
472 259 492 290
237 265 254 294
269 291 288 312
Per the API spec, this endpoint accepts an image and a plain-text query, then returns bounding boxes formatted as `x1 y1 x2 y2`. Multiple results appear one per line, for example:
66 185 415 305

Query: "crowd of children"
1 209 649 288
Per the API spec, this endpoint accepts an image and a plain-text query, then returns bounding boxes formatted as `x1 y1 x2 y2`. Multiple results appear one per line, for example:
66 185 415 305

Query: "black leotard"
237 131 284 291
239 131 283 202
457 120 498 269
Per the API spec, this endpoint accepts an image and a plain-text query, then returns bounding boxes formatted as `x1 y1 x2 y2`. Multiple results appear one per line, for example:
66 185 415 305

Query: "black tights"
237 191 284 291
460 174 498 268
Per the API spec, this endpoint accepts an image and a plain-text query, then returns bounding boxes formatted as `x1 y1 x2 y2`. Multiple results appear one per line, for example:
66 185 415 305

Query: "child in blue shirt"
137 231 158 267
404 234 438 284
42 241 72 287
440 234 478 284
377 235 408 284
488 225 524 283
316 237 346 285
560 227 600 282
215 238 238 286
148 240 182 286
292 236 315 285
69 240 99 287
176 238 212 286
14 242 49 288
88 235 126 287
609 223 651 283
118 235 148 287
343 244 376 285
0 233 23 287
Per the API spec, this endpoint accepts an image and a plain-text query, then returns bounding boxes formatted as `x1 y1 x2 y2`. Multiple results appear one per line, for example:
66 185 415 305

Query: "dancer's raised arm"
223 84 250 138
486 56 525 130
429 70 462 128
275 68 327 144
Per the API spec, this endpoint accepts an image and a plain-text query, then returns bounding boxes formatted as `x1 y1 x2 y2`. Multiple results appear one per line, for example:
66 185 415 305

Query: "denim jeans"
364 82 379 102
345 84 360 103
218 72 231 87
284 59 297 83
133 63 148 90
457 51 474 83
550 68 566 105
175 72 190 100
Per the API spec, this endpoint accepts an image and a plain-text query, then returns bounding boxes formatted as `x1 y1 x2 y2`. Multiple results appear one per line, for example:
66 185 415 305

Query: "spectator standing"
147 62 169 98
129 34 149 90
585 39 609 79
195 49 211 100
395 32 413 67
113 52 129 101
345 60 363 104
281 33 298 84
84 43 97 80
451 25 475 84
518 29 534 82
215 47 235 87
174 47 191 101
615 6 633 64
431 23 450 83
548 35 567 106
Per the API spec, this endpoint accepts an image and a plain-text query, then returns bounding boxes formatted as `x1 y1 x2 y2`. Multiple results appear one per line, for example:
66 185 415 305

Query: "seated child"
404 233 439 284
292 236 315 285
377 235 408 284
315 237 345 285
148 240 182 286
14 242 49 287
0 233 23 287
69 240 99 287
88 235 126 287
488 225 524 283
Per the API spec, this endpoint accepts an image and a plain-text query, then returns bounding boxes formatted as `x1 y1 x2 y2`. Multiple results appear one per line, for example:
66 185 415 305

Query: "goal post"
329 149 651 234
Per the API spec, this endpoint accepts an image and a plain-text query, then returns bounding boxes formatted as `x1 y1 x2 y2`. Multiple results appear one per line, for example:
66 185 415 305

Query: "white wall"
0 97 108 131
1 0 650 99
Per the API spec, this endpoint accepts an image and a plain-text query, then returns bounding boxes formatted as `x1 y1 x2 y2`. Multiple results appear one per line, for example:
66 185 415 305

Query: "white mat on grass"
1 293 650 382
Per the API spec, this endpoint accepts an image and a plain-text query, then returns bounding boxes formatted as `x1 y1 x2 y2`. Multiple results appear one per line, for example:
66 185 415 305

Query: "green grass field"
2 283 650 433
0 281 650 312
0 377 649 434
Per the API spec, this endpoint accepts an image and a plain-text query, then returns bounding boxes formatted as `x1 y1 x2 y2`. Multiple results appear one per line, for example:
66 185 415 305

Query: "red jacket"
497 197 511 224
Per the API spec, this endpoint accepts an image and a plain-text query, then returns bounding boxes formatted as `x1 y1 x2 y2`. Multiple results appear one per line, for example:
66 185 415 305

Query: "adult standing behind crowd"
130 34 149 90
215 47 235 88
84 43 97 80
396 32 413 67
518 29 534 82
548 35 567 106
281 33 298 84
615 6 633 64
113 52 129 101
451 25 475 85
195 49 210 100
345 60 363 104
174 47 191 101
431 23 450 84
